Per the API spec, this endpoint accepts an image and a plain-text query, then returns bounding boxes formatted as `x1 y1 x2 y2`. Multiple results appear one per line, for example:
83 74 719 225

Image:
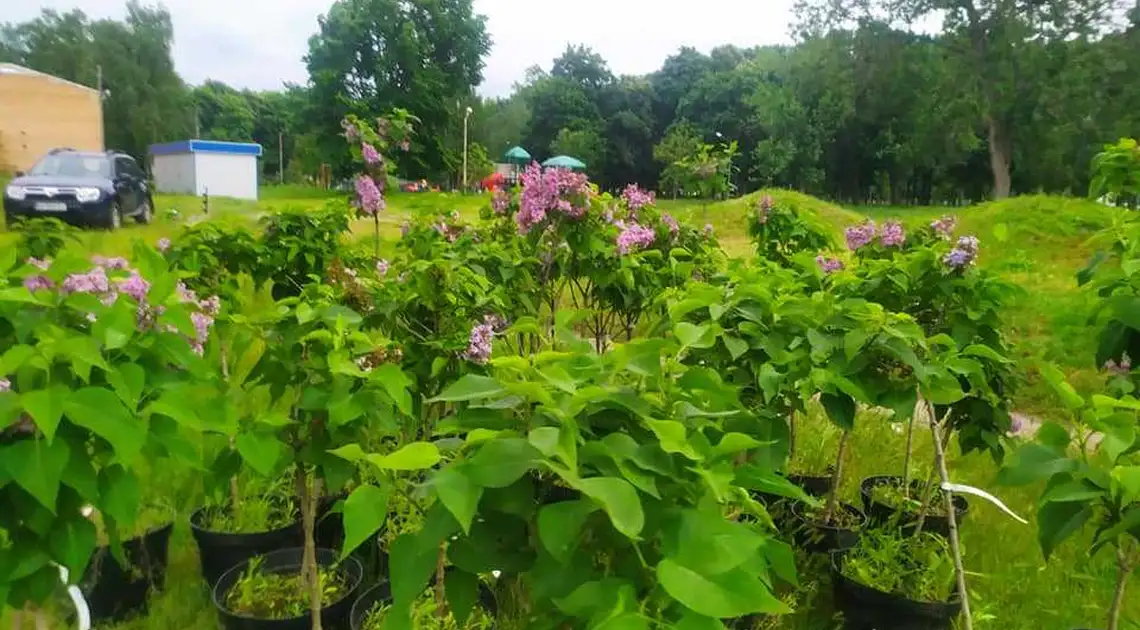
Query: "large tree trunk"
987 115 1012 199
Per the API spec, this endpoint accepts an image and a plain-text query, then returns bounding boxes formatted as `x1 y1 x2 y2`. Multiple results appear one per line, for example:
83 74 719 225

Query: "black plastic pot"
788 473 833 498
82 521 174 624
316 494 346 552
190 506 303 587
831 551 960 630
349 571 498 630
789 501 866 553
212 547 364 630
859 475 969 538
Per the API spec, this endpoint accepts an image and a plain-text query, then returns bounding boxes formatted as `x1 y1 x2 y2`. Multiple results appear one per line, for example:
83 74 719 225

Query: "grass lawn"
2 187 1135 630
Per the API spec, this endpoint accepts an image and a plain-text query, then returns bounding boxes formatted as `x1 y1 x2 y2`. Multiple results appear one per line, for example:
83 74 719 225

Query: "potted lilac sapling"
344 111 418 260
0 243 216 624
208 281 439 630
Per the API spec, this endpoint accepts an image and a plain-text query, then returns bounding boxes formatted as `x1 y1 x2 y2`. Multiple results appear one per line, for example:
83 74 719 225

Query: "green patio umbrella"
503 146 532 164
542 155 587 170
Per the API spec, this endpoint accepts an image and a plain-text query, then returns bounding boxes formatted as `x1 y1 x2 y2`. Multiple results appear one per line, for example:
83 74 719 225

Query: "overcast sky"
9 0 798 96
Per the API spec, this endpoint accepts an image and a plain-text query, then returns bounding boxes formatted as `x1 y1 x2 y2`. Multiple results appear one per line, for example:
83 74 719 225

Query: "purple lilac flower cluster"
462 314 503 365
175 282 220 355
355 175 384 216
815 256 845 274
0 378 9 392
491 190 511 214
943 235 980 269
755 195 774 224
616 222 657 255
24 257 53 291
662 213 680 237
703 224 715 238
361 143 382 166
516 163 591 234
622 184 656 215
930 216 957 239
341 119 359 140
880 221 905 247
116 271 150 302
62 267 111 295
156 237 172 253
91 256 130 270
376 259 390 276
1105 353 1133 375
845 221 876 250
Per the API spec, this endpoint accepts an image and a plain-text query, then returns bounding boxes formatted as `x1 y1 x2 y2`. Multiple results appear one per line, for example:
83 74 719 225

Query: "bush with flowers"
746 194 834 268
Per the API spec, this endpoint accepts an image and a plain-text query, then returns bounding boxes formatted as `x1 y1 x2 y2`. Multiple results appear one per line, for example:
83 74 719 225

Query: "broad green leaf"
0 345 36 374
368 442 441 470
657 559 789 618
590 614 650 630
1041 481 1104 504
97 465 140 526
0 438 69 512
341 485 389 560
762 539 798 586
722 335 748 360
372 363 414 415
576 477 643 538
105 363 145 412
539 365 578 393
21 386 67 442
674 322 712 349
444 569 480 626
998 444 1076 486
65 388 144 462
646 420 702 460
235 432 285 476
538 500 596 562
328 443 367 462
388 532 437 608
465 439 539 488
671 509 764 576
711 433 763 458
1039 363 1085 410
820 392 855 431
1037 501 1092 560
433 466 483 534
529 427 560 457
1112 466 1140 505
429 375 505 402
48 517 96 581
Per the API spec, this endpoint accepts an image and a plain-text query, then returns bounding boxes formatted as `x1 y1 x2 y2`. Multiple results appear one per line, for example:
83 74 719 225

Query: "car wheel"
135 198 153 225
106 201 122 230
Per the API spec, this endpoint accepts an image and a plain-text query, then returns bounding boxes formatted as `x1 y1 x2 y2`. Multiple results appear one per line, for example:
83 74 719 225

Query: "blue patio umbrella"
542 155 587 170
503 146 532 164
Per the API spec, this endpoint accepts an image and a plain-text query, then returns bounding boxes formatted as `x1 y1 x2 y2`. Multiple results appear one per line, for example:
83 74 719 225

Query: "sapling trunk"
788 414 797 458
821 430 850 524
901 396 919 497
1107 545 1132 630
373 215 380 260
911 463 939 538
930 418 972 630
295 466 323 630
435 542 448 621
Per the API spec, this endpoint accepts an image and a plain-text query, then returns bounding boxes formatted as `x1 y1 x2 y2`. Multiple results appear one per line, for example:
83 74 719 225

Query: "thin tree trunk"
1107 545 1132 630
987 116 1012 200
296 466 323 630
930 419 972 630
902 396 918 497
822 431 850 524
435 543 448 621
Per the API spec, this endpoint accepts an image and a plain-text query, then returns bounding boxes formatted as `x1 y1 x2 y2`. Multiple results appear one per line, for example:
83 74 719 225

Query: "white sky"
7 0 799 96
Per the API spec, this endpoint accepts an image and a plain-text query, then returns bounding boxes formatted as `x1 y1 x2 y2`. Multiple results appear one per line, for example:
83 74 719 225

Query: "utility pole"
96 65 105 151
278 132 284 184
463 106 473 192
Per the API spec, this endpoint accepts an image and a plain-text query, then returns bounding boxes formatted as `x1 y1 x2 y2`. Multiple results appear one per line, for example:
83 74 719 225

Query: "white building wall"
193 152 259 200
150 153 196 195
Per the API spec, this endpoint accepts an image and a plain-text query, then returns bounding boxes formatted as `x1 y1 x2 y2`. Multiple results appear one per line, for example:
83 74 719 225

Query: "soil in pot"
82 519 175 624
859 476 968 538
213 547 363 630
789 501 866 553
831 533 960 630
190 499 302 587
350 574 497 630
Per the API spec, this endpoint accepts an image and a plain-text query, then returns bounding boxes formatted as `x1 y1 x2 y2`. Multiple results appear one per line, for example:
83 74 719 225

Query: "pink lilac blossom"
176 282 198 304
199 296 221 316
0 378 9 392
1105 353 1132 375
880 221 905 247
376 259 390 276
755 195 774 224
930 216 957 239
355 175 384 216
516 163 591 234
617 223 657 255
491 190 511 214
62 267 110 294
156 237 172 253
463 316 498 364
116 271 150 302
23 275 53 292
662 213 680 236
845 221 876 250
26 258 50 271
943 246 976 269
622 184 656 214
704 224 715 238
361 143 382 165
957 235 979 254
815 256 845 274
91 256 129 270
341 119 359 140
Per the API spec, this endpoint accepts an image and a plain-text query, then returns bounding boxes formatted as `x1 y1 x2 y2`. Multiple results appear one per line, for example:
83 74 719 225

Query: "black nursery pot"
787 473 833 498
830 551 960 630
190 506 303 587
82 521 174 624
789 501 866 553
212 547 363 630
859 475 969 538
349 570 498 630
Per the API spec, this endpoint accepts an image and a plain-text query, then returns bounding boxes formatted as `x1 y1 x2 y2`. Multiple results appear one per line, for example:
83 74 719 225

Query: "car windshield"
28 154 110 178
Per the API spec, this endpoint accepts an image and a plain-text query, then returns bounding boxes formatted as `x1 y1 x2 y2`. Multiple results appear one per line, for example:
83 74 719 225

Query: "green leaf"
235 432 285 477
590 614 650 630
0 345 36 374
529 427 561 457
105 363 145 411
674 322 712 348
429 375 505 402
1112 466 1140 505
341 485 389 560
0 438 69 512
97 465 140 526
64 387 143 462
1037 501 1092 560
1039 363 1085 410
722 335 748 360
388 532 437 609
711 433 763 458
465 439 539 488
998 444 1076 486
21 386 67 442
575 477 643 538
646 420 702 460
657 559 789 618
433 466 483 534
538 500 596 562
368 442 441 470
48 517 96 581
1040 481 1104 504
820 392 855 431
372 364 414 415
444 569 480 626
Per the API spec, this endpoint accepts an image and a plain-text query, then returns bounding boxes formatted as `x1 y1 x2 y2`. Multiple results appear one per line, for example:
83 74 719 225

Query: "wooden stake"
930 417 972 630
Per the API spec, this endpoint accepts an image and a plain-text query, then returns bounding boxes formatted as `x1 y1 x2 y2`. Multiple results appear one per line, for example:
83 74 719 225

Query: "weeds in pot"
870 481 950 517
361 589 495 630
200 473 297 534
225 557 351 619
842 530 956 602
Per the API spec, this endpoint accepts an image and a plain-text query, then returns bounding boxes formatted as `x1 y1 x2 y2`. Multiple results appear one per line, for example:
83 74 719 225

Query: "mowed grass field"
2 187 1135 629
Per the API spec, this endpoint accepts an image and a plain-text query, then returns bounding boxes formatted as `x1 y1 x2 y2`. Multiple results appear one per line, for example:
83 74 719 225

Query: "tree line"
3 0 1139 204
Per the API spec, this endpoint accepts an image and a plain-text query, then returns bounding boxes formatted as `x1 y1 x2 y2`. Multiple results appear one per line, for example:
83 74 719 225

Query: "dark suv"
3 148 154 229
